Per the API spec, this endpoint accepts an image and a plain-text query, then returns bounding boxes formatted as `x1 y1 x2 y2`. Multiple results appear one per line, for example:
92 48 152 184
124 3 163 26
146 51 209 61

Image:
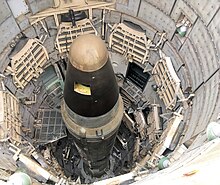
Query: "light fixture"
7 172 32 185
176 25 188 37
206 122 220 141
176 16 191 37
158 157 170 170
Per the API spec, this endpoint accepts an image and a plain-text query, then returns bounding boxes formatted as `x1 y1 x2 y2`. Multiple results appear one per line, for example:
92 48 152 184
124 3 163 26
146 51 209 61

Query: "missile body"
61 34 123 176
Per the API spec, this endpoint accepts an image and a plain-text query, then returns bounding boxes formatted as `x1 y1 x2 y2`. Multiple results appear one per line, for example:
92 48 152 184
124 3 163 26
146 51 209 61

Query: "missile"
61 34 123 177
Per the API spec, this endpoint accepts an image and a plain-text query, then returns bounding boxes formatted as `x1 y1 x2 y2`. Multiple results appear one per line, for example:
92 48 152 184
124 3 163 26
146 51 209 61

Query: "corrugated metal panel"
171 0 198 24
193 72 220 136
185 0 220 26
177 66 192 92
105 11 122 24
7 0 29 18
208 10 220 56
29 0 54 14
115 0 141 17
189 19 218 82
138 1 176 40
0 16 20 53
144 0 176 15
0 0 11 24
180 39 204 91
182 85 205 143
171 35 183 51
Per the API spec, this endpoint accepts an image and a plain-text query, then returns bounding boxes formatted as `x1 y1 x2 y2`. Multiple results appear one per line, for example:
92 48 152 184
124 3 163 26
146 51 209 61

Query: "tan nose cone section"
69 34 108 72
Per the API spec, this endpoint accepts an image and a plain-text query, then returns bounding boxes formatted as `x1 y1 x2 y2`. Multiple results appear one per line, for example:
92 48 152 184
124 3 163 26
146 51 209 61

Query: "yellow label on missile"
74 82 91 95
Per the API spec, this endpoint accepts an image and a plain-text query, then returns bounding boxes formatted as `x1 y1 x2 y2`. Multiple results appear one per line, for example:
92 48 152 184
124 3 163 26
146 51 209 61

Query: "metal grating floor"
34 109 66 144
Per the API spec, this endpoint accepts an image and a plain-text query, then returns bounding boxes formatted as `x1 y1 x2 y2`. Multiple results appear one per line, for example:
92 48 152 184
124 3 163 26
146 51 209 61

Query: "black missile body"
61 34 123 176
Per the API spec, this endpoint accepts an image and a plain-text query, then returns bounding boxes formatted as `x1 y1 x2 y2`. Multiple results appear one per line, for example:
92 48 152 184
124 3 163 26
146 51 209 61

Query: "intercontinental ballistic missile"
61 34 123 177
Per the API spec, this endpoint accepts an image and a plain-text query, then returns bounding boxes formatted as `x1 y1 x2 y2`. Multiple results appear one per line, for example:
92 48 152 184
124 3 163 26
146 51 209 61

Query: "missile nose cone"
69 34 108 72
64 34 119 117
